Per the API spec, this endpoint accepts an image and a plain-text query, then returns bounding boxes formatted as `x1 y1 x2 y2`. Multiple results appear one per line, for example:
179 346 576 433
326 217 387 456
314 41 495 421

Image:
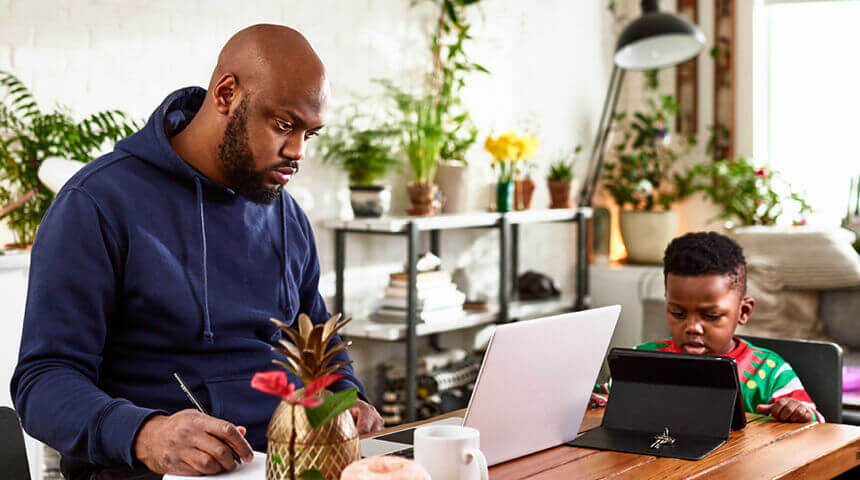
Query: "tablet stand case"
568 348 746 461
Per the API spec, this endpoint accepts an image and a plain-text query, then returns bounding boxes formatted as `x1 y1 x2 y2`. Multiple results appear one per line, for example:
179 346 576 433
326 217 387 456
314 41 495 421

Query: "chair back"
0 407 31 480
739 335 843 423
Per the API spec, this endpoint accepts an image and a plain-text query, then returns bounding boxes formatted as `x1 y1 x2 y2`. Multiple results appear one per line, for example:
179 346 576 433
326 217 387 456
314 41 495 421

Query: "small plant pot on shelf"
619 210 678 264
349 185 391 218
515 178 536 210
435 163 469 214
547 180 574 209
407 182 440 216
2 243 32 251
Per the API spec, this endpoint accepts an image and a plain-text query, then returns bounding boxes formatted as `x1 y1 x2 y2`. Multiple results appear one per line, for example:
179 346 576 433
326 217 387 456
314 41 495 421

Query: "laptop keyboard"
389 447 414 459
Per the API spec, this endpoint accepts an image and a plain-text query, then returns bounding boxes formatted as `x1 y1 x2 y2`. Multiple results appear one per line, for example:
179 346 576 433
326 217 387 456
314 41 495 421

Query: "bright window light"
755 0 860 226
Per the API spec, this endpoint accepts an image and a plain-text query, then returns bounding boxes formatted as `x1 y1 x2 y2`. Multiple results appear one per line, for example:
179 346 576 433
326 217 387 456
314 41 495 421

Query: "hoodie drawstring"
195 177 214 343
280 197 290 320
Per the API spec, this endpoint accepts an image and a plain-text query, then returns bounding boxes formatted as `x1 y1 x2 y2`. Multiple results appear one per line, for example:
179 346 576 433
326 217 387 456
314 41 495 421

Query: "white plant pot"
349 185 391 218
434 163 469 214
619 210 678 264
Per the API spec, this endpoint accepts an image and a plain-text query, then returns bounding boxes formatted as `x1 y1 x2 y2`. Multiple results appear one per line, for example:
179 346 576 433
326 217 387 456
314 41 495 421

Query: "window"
753 0 860 226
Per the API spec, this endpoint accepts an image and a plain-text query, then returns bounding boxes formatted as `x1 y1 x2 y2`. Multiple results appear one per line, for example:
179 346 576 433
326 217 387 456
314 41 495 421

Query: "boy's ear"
738 296 755 325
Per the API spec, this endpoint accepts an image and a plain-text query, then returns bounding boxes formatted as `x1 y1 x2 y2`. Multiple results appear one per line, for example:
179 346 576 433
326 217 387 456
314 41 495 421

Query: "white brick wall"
0 0 614 413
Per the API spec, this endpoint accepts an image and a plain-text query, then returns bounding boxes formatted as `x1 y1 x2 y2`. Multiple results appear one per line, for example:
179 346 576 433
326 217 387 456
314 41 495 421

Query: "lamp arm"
579 65 626 207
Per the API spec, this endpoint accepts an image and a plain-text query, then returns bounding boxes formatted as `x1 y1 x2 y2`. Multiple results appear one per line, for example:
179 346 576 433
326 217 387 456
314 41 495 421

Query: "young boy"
595 232 823 423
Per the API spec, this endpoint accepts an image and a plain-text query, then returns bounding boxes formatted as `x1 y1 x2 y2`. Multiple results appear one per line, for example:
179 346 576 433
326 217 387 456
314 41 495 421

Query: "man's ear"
211 73 239 115
738 296 755 326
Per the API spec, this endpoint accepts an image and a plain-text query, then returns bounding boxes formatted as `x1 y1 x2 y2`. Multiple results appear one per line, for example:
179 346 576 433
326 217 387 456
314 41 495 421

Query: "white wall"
0 0 614 396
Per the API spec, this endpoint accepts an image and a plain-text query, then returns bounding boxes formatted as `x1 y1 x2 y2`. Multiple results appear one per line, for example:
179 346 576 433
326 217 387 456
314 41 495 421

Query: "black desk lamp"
579 0 706 207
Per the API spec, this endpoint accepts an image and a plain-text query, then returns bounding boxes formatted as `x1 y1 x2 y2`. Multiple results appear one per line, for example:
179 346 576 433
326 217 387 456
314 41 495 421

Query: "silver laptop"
360 305 620 466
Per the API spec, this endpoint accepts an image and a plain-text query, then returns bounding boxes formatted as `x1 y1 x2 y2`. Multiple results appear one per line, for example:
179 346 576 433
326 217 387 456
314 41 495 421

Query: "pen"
173 372 243 465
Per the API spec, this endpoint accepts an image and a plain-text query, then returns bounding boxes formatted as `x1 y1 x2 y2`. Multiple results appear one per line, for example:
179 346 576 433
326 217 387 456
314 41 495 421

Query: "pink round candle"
340 456 431 480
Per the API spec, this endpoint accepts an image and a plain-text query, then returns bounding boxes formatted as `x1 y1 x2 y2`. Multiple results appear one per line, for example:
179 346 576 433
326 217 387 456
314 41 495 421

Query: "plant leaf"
305 388 357 430
298 468 326 480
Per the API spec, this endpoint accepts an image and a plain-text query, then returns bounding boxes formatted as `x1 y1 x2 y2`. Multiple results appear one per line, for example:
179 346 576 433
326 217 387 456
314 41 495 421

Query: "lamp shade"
38 157 84 193
614 12 706 71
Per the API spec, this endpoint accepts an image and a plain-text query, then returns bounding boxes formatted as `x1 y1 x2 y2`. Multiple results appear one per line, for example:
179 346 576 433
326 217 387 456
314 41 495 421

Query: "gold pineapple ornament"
264 313 361 480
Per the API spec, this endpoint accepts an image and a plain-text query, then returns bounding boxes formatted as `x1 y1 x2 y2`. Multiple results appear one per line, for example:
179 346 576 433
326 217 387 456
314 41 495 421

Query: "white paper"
164 451 266 480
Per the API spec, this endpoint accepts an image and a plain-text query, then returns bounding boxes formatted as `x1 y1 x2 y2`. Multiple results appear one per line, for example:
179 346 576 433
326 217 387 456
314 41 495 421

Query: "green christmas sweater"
594 337 823 422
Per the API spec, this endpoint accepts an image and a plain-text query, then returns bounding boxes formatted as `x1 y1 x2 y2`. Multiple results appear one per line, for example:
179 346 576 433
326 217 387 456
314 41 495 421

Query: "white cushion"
730 226 860 290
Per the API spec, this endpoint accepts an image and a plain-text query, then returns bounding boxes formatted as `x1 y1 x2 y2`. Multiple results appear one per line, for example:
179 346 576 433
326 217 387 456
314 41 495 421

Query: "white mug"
414 425 489 480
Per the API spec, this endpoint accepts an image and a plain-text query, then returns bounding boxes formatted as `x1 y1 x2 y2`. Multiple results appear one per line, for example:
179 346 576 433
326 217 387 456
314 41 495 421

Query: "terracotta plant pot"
619 210 678 264
266 397 360 480
547 180 574 209
2 243 32 251
435 163 469 214
515 178 536 210
407 182 440 216
349 185 391 218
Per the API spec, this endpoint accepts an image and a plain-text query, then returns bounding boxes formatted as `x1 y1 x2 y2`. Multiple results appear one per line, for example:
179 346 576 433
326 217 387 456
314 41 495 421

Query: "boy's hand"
756 398 815 423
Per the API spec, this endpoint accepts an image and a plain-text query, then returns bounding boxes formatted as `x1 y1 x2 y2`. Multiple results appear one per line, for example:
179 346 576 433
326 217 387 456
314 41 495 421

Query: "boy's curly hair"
663 232 747 294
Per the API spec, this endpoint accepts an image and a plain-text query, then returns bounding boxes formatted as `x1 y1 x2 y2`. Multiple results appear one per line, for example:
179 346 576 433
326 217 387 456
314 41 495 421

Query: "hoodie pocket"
205 374 281 449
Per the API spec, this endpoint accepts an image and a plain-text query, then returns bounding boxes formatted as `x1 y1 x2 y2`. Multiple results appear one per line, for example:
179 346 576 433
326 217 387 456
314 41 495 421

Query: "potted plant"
546 145 582 209
485 131 539 212
384 86 445 216
318 107 400 218
382 0 487 216
602 94 694 264
681 157 812 227
514 157 537 210
427 0 487 214
0 70 139 247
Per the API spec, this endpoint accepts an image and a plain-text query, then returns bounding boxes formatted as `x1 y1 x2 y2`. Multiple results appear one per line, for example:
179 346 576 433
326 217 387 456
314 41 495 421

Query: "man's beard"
217 96 297 204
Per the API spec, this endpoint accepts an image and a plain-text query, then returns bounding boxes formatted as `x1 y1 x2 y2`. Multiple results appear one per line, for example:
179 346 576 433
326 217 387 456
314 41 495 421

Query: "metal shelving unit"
325 207 592 421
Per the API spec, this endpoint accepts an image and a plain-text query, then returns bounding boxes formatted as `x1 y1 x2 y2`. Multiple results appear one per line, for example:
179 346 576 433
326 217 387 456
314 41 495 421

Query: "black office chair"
739 335 843 423
0 407 31 480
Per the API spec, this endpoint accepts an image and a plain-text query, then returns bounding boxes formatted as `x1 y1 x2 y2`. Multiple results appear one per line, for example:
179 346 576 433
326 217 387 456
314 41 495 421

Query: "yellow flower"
484 135 509 161
518 136 539 161
485 131 540 163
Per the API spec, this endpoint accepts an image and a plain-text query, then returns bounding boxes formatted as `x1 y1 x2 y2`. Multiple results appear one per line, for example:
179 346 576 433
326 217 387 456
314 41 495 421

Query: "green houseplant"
0 70 139 246
384 0 487 216
318 108 400 217
682 157 812 227
383 84 445 216
602 94 694 263
546 145 581 209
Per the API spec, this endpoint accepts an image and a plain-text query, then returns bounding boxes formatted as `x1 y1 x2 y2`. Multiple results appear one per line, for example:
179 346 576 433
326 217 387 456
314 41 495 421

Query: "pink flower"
251 371 294 398
251 371 344 408
755 167 770 178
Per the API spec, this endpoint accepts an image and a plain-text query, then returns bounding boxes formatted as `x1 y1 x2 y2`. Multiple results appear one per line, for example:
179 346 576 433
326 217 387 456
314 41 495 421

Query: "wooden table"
365 408 860 479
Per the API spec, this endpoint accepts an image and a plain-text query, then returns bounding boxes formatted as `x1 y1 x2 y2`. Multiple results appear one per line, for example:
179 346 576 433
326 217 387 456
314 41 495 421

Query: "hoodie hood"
117 87 233 193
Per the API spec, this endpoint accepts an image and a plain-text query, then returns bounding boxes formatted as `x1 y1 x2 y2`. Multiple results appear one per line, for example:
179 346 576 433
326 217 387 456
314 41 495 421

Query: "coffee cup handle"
463 447 489 480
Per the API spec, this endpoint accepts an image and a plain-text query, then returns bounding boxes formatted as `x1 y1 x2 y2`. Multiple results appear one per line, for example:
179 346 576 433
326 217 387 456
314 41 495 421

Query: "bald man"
11 25 383 479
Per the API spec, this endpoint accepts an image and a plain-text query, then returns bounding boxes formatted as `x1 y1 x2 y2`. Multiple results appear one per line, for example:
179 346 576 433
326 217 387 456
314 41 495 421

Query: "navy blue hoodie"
11 87 364 476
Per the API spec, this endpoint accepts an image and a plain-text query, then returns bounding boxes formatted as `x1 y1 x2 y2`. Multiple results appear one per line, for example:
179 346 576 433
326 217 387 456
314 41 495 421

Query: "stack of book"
371 270 466 324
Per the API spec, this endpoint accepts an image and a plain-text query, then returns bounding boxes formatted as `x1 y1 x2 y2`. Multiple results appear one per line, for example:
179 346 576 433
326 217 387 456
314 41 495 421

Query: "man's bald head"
209 24 327 101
